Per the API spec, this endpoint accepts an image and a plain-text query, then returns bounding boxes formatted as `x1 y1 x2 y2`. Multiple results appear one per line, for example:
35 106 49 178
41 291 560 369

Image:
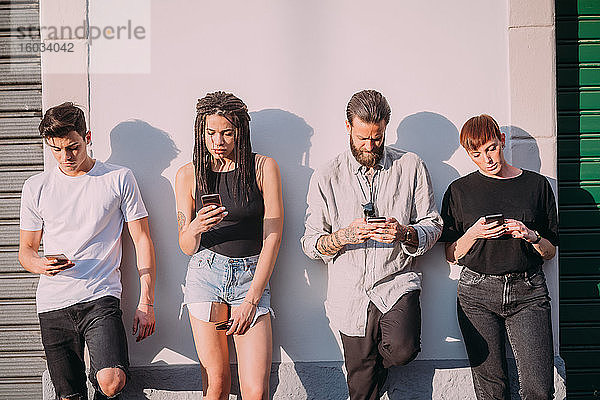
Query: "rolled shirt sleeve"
301 169 335 263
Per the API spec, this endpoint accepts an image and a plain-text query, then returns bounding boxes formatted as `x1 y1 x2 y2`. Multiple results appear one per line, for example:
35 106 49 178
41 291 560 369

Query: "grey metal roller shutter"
0 1 45 398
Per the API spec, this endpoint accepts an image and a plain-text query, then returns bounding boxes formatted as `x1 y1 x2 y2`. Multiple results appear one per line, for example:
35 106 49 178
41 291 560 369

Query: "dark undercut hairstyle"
346 89 391 127
39 102 87 139
460 114 502 152
194 91 253 201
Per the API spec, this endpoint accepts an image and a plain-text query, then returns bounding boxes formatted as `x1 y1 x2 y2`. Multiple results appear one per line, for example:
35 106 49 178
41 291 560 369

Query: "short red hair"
459 114 502 151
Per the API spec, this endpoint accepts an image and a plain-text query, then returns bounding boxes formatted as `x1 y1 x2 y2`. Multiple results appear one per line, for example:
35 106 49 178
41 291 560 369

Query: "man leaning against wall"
301 89 442 400
18 102 157 400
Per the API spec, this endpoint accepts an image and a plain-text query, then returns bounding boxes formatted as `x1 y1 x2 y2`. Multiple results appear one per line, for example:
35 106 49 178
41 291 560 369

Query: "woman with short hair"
440 114 558 399
175 91 283 400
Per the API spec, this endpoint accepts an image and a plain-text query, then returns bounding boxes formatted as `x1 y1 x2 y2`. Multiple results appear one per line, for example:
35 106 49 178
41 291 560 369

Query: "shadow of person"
105 121 199 375
250 109 347 399
386 112 463 399
503 125 573 399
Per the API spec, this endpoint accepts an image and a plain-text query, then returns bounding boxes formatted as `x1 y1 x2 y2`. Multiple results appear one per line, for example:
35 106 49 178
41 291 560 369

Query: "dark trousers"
340 290 421 400
457 267 554 400
38 296 129 400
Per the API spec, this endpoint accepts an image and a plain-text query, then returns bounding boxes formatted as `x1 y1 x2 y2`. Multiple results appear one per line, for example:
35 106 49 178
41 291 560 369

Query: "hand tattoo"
177 211 186 232
342 226 360 244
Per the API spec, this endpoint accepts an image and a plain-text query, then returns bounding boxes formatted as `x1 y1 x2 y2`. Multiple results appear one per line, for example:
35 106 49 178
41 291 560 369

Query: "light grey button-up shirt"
301 146 442 336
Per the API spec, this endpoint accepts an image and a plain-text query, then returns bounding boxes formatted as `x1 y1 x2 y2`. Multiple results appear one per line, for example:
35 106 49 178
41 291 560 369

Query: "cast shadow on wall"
388 112 464 399
105 120 201 370
250 109 347 399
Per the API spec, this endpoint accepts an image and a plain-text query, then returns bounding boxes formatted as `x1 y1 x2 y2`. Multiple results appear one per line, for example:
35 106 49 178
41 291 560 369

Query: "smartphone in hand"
200 194 222 207
484 214 504 225
45 253 69 265
366 216 387 223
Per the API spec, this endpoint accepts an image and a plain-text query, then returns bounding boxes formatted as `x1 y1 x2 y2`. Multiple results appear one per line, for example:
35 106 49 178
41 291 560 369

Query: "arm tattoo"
177 211 186 232
316 228 352 256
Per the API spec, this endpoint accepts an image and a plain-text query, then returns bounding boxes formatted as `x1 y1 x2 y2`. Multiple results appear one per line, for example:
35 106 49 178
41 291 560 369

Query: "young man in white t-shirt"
18 102 157 400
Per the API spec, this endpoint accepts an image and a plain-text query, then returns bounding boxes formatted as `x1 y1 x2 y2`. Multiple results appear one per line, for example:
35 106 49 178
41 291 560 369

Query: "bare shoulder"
255 154 280 192
255 154 279 173
175 162 195 194
177 162 195 182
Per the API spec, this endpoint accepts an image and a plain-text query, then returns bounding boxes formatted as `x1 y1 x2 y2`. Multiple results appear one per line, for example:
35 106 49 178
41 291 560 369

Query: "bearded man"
301 89 442 400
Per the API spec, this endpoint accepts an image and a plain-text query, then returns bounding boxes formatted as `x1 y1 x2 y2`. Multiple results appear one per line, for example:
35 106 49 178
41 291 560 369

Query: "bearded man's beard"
350 135 384 168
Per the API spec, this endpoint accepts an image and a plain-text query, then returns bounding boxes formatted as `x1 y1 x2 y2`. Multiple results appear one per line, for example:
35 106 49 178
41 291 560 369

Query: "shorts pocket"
188 253 210 269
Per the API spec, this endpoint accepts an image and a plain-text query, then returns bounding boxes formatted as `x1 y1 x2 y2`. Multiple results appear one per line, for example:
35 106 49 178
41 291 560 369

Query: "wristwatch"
531 230 541 244
404 226 411 243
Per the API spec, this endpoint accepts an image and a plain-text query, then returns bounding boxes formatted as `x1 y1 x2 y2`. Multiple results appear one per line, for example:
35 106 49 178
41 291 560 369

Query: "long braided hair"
193 91 253 202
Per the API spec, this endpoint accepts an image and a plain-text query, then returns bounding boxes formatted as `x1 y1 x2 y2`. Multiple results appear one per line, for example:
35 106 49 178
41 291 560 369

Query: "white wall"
42 0 559 366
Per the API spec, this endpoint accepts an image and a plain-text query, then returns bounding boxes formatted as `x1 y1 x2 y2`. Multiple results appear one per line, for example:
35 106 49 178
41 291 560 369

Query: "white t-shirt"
20 161 148 313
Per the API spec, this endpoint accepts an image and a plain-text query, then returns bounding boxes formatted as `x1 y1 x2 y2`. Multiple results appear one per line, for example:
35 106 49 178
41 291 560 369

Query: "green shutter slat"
558 160 600 181
560 303 600 322
556 0 600 16
558 137 600 157
559 233 600 252
559 185 600 205
558 114 600 134
557 44 600 64
563 371 600 393
557 67 600 87
557 20 580 41
558 91 600 111
559 209 600 227
559 255 600 276
580 20 600 39
561 325 600 346
560 279 600 299
562 349 600 369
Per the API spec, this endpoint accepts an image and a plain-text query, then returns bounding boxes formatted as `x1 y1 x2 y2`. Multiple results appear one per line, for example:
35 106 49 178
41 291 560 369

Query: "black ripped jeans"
340 290 421 400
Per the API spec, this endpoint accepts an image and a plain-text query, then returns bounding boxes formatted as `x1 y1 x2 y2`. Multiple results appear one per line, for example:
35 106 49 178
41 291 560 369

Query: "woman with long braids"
175 91 283 400
440 114 558 399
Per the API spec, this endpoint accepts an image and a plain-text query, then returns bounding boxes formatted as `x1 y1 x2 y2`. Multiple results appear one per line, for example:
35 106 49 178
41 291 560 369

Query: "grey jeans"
457 267 554 400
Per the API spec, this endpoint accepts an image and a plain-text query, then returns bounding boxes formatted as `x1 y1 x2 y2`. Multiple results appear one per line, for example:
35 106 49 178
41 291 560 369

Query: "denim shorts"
182 247 272 324
38 295 129 400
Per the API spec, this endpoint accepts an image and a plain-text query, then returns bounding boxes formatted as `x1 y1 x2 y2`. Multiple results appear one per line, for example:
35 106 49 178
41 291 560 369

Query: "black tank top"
196 156 264 257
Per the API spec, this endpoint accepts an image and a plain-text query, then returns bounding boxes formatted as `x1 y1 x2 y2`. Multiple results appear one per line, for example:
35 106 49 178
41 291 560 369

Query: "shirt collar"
349 147 390 175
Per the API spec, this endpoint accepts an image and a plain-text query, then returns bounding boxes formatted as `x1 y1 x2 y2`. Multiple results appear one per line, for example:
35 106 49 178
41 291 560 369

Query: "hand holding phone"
201 194 222 207
366 216 387 223
484 214 504 225
45 253 69 265
215 319 232 331
43 253 74 276
468 214 506 240
191 194 227 233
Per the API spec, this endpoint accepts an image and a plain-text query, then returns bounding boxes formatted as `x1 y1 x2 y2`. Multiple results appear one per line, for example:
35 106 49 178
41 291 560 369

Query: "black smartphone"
200 194 222 207
484 214 504 224
366 216 387 223
214 319 232 330
45 253 69 265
